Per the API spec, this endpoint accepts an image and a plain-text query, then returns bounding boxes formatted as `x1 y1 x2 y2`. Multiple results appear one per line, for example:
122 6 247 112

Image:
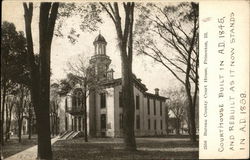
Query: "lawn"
1 135 37 158
52 137 198 160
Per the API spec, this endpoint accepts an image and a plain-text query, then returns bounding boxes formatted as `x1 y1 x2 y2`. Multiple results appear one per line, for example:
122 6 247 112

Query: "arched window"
72 89 83 109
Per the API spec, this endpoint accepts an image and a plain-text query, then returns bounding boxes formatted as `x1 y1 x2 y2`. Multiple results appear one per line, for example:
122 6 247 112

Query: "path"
4 137 59 160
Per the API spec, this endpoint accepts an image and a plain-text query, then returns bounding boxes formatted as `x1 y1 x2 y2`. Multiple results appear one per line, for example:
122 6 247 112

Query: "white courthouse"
59 34 168 138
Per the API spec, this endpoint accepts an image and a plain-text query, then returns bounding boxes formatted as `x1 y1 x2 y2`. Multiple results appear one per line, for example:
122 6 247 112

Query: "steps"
60 131 71 139
59 131 84 140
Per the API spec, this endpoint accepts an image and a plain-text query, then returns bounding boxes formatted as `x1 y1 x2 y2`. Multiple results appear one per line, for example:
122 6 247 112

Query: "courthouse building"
59 34 168 137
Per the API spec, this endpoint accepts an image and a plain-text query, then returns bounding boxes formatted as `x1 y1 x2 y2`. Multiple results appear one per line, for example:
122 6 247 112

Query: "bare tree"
135 2 198 142
100 2 137 150
165 87 187 135
65 55 92 142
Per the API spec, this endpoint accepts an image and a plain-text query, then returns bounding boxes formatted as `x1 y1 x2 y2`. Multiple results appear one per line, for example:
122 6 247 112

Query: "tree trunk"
189 101 196 142
176 118 180 135
5 103 9 142
55 117 58 135
5 103 8 142
1 78 6 146
5 102 14 142
37 17 52 160
121 57 136 150
18 120 22 143
28 103 32 139
5 113 11 141
23 2 59 159
18 85 25 143
185 76 196 142
186 6 198 142
83 79 88 142
166 106 169 136
100 2 136 150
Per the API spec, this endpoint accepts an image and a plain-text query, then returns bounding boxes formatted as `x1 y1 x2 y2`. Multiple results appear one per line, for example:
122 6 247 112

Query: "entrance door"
100 114 106 137
74 118 77 131
78 117 82 131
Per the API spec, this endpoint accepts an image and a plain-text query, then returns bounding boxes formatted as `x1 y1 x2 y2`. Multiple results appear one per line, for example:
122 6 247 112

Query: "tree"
50 83 61 136
23 2 59 159
13 84 29 143
135 2 199 142
27 101 34 140
5 93 17 141
165 87 187 135
65 55 92 142
1 21 29 145
165 104 169 136
99 2 136 150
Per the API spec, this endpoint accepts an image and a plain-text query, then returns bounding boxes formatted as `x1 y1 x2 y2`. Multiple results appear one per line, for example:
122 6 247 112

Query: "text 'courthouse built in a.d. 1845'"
59 34 168 138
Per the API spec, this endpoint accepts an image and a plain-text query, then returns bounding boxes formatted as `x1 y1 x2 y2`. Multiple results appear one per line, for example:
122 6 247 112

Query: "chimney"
154 88 159 96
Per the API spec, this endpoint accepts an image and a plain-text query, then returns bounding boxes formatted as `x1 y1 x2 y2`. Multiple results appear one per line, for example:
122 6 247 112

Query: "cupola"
93 33 107 55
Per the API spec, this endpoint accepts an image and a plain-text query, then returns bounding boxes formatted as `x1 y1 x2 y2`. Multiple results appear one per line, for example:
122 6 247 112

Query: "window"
100 93 106 108
154 100 156 115
160 120 163 130
72 96 76 108
76 91 82 107
65 98 68 111
148 119 151 130
136 115 140 129
147 98 150 115
101 114 106 129
160 101 162 116
119 114 123 129
119 92 123 108
136 95 140 109
154 120 157 130
72 90 83 109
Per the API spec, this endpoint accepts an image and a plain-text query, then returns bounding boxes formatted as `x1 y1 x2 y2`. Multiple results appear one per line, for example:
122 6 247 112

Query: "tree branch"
47 3 59 46
100 3 116 24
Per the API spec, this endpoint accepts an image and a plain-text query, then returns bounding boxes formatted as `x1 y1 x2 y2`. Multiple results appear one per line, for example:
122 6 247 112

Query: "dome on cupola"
93 33 107 45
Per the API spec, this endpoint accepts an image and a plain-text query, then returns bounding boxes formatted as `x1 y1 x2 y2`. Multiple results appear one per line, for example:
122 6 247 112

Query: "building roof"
144 92 168 101
93 33 107 44
96 74 168 101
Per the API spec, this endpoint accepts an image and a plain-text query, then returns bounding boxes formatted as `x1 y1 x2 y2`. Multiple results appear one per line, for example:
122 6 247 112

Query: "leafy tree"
1 21 29 145
13 84 30 143
5 92 17 141
23 2 59 159
27 100 34 140
135 2 199 142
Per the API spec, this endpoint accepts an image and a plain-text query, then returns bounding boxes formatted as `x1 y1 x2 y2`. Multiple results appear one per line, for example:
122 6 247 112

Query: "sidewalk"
4 137 59 160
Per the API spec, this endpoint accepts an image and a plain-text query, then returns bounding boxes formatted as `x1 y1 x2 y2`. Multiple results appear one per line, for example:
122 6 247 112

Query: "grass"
52 137 198 160
1 135 37 158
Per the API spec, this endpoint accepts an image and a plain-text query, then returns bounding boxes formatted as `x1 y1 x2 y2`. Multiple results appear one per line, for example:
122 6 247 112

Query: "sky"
2 1 183 95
